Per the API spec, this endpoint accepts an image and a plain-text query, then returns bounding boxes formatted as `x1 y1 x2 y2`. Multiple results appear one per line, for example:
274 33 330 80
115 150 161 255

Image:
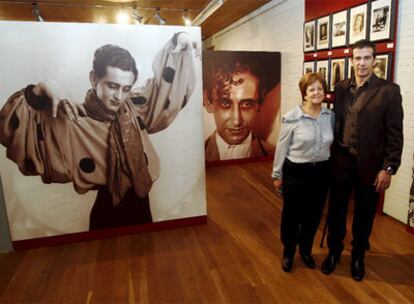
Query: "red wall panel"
305 0 367 21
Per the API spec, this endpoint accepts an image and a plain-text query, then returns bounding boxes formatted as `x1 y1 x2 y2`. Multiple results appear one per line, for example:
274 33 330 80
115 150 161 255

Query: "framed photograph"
370 0 395 41
331 10 348 48
347 57 354 80
349 4 369 45
330 58 346 91
304 20 316 52
317 15 330 50
316 60 330 89
303 61 316 75
374 53 392 80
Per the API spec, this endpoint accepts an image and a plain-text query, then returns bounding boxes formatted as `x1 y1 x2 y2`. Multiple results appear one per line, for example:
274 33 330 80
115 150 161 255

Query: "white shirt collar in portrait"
215 132 253 160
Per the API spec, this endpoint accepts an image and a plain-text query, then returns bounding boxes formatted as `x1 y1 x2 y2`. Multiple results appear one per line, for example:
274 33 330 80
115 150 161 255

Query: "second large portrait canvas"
0 21 205 242
203 51 281 163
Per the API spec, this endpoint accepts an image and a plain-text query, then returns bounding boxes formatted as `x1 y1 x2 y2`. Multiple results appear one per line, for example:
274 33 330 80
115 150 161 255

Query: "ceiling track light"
191 0 225 26
182 9 191 26
31 3 44 22
154 8 166 25
132 9 144 24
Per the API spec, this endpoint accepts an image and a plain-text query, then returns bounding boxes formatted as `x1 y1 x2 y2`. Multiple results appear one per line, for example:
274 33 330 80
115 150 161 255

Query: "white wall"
384 0 414 223
203 0 304 117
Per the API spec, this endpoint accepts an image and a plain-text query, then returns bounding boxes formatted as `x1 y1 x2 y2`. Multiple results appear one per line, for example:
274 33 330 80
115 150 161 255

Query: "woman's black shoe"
300 254 316 269
282 257 294 272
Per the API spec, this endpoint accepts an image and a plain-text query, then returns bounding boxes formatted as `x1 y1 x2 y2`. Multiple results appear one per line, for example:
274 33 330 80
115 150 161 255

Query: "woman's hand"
33 80 86 120
273 179 283 196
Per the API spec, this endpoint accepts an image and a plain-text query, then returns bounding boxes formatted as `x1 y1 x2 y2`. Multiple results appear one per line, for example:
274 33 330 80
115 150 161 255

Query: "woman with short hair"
271 73 334 272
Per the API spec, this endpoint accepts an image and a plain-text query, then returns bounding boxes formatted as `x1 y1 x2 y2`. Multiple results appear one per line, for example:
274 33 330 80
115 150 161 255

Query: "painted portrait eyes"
218 98 232 109
217 98 257 110
240 100 256 109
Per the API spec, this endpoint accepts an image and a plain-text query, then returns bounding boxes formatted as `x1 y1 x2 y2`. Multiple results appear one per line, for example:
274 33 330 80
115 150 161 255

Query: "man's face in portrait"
352 47 375 79
205 71 260 145
90 66 135 112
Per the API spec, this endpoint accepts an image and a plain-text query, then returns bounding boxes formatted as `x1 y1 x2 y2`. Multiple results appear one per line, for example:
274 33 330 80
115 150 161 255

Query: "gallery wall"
384 0 414 224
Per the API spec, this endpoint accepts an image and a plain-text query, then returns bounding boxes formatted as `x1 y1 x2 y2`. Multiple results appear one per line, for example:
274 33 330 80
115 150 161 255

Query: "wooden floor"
1 160 414 303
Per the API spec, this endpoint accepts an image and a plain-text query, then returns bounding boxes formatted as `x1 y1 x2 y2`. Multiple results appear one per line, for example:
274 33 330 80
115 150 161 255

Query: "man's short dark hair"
203 51 281 105
93 44 138 82
352 39 376 58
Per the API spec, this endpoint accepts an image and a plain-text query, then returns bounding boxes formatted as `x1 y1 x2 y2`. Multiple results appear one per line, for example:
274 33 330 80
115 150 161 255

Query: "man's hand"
33 80 86 120
374 169 391 193
273 179 283 196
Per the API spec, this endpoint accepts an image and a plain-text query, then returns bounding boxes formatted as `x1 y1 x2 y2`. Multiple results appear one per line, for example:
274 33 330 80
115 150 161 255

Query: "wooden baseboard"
206 155 273 167
12 215 207 251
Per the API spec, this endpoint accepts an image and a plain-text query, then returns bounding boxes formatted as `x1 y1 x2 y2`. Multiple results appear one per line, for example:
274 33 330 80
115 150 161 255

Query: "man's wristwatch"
385 166 394 175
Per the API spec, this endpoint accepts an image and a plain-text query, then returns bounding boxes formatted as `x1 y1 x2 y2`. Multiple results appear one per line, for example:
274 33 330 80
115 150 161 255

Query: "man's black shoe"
321 254 339 275
300 254 316 269
282 257 294 273
351 258 365 281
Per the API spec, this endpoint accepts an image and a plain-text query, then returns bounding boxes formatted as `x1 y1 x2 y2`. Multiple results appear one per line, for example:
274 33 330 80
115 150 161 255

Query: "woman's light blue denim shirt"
271 105 335 179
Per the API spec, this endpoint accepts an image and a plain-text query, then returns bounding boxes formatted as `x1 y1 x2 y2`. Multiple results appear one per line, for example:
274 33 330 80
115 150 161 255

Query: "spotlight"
31 3 44 22
182 9 191 26
192 0 225 26
154 8 166 25
116 11 130 24
132 9 144 24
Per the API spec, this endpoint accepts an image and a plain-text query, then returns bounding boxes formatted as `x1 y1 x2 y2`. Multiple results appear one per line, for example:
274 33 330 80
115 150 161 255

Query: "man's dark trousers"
326 145 380 258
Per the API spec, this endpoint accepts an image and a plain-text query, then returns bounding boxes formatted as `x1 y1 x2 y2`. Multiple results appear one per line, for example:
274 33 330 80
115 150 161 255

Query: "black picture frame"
330 58 346 91
349 3 370 45
316 59 330 90
374 53 393 80
303 61 316 75
304 20 316 52
331 9 349 48
317 15 331 50
347 53 393 81
369 0 396 42
347 56 354 80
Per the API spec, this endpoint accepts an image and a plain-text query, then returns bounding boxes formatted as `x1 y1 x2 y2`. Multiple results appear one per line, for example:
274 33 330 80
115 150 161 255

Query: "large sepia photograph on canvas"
0 21 205 241
203 51 281 162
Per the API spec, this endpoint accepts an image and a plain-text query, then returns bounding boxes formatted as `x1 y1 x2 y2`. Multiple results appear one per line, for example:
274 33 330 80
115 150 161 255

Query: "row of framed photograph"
304 0 396 52
303 53 393 92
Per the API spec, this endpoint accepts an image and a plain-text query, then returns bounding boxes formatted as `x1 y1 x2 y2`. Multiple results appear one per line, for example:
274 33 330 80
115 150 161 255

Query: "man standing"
203 52 279 161
0 32 196 231
321 39 403 281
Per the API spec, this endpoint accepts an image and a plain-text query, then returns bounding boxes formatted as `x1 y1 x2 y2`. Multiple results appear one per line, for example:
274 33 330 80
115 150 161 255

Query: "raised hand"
33 80 86 120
